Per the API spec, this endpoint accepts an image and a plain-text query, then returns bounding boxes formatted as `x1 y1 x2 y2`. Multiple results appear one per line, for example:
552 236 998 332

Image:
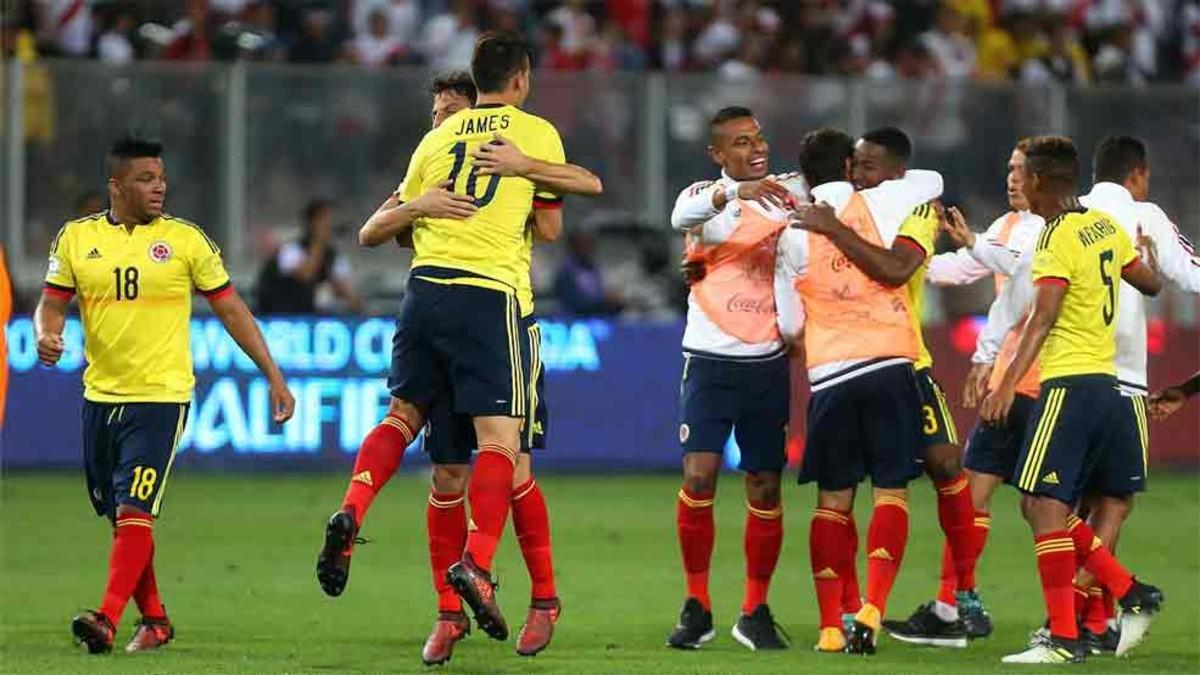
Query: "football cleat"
1001 633 1085 664
665 598 715 649
316 509 365 597
125 616 174 653
846 604 880 655
421 611 470 665
516 598 561 656
882 602 968 648
814 627 847 653
70 610 115 655
731 604 789 651
447 555 508 641
1116 579 1163 657
956 589 994 638
1082 626 1119 655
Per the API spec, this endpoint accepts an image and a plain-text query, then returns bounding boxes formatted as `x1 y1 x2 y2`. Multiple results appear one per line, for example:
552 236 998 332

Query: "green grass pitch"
2 471 1197 674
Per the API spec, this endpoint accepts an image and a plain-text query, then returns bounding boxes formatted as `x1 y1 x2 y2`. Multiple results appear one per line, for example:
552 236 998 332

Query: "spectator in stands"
554 230 623 317
288 8 338 64
352 0 420 54
346 8 402 67
96 8 135 64
239 0 284 62
922 2 976 79
256 200 364 315
547 0 595 63
541 22 585 70
34 0 93 57
419 0 477 70
1020 23 1089 84
654 7 689 71
692 0 739 68
161 0 211 61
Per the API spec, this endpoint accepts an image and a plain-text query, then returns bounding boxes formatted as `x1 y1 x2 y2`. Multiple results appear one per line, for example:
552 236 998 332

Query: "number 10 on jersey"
446 141 500 208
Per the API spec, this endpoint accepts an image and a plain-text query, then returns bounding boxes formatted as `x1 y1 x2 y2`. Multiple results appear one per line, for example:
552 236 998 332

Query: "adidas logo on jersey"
86 248 102 260
867 547 894 561
1042 471 1060 485
814 567 839 580
351 470 373 486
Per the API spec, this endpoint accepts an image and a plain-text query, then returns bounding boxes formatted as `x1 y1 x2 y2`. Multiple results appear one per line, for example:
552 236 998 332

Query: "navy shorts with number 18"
83 401 189 522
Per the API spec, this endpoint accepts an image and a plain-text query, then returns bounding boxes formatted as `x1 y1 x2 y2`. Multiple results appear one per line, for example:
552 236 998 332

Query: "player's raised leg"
512 453 561 656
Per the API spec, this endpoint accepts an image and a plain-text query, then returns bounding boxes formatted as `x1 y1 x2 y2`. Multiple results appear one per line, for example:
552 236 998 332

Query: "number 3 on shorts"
130 466 158 501
922 405 939 435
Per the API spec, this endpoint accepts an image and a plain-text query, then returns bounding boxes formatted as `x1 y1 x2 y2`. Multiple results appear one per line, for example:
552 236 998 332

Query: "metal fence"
3 61 1198 319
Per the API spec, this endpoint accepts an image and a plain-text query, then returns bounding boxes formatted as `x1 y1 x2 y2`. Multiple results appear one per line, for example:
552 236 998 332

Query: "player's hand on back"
941 206 976 249
472 134 531 177
1147 386 1185 421
790 202 841 235
270 379 296 423
412 180 477 220
737 178 793 211
36 332 65 366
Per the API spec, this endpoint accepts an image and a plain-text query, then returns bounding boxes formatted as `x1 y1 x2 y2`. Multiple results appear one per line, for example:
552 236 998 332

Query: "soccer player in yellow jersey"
979 136 1164 664
34 138 295 655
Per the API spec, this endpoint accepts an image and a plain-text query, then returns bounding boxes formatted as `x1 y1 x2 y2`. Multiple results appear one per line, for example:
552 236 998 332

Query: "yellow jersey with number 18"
399 103 565 316
44 212 232 403
1030 207 1138 381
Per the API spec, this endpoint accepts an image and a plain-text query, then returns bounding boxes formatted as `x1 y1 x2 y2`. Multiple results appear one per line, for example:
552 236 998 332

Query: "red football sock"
427 490 467 613
1072 584 1089 622
742 499 783 614
811 508 851 629
937 541 957 606
676 486 715 610
342 414 414 527
1102 588 1116 624
1067 516 1133 598
841 513 862 614
964 510 991 590
464 445 517 572
1082 585 1107 634
1034 531 1078 640
99 512 156 626
512 478 556 602
865 495 909 617
131 544 166 620
934 474 978 595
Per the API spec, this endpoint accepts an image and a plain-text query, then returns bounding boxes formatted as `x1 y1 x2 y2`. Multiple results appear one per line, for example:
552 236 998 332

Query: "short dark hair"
798 127 855 187
471 31 532 94
709 106 755 142
860 126 912 163
1024 135 1078 189
1015 137 1033 154
431 71 478 105
105 137 162 178
303 198 333 224
1093 135 1147 184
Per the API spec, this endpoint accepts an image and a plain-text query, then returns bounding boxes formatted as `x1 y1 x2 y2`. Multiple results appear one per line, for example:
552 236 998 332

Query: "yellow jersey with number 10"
399 103 565 316
1030 207 1138 381
44 212 232 403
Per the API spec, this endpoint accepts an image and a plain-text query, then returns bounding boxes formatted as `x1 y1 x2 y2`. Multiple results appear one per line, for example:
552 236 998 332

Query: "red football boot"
516 598 561 656
422 611 471 665
126 616 174 653
71 610 115 654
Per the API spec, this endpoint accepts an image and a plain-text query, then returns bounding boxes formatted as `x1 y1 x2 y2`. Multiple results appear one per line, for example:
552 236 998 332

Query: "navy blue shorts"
82 401 189 521
423 320 548 465
677 350 789 473
1012 376 1145 505
799 362 924 490
915 368 959 448
389 266 532 419
1084 394 1149 498
964 393 1037 481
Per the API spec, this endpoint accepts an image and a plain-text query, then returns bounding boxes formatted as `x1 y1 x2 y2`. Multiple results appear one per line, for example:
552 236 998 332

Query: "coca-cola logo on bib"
726 293 772 314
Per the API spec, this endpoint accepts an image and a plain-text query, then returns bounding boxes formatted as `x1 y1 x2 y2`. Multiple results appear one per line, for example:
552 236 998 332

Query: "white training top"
926 210 1043 286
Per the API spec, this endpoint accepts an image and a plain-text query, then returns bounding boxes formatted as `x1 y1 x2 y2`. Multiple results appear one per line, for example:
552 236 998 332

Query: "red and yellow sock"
842 513 862 614
131 543 166 620
342 414 414 527
1082 585 1107 634
464 444 518 573
99 512 156 625
965 509 990 590
1067 515 1133 598
1034 531 1079 640
934 474 978 595
865 494 909 617
427 489 467 613
811 508 851 629
742 499 783 614
512 478 556 602
676 486 715 610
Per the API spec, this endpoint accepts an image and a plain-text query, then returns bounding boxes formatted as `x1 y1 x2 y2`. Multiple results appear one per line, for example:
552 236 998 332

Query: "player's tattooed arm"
34 290 69 366
358 181 477 248
471 134 603 196
208 289 296 423
790 202 924 287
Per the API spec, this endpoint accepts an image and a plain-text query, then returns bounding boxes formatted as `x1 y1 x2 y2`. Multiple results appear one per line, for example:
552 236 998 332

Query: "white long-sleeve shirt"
973 183 1200 395
926 211 1043 285
671 170 807 358
776 171 944 389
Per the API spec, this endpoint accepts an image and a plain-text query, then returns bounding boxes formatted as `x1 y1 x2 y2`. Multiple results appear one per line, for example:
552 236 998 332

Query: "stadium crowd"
4 0 1200 85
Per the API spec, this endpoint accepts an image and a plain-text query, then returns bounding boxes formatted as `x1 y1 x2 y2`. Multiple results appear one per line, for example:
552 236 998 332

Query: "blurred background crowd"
6 0 1200 85
2 1 1198 324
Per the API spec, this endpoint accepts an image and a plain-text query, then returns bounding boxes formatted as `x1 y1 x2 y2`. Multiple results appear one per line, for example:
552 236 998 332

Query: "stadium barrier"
3 316 1197 470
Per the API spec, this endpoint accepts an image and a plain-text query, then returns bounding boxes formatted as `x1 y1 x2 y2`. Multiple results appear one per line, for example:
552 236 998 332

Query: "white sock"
933 600 959 623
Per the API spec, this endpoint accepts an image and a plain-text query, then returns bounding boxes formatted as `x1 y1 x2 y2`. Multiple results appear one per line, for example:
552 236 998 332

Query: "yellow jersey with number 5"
43 212 232 403
399 103 565 316
1030 207 1138 381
